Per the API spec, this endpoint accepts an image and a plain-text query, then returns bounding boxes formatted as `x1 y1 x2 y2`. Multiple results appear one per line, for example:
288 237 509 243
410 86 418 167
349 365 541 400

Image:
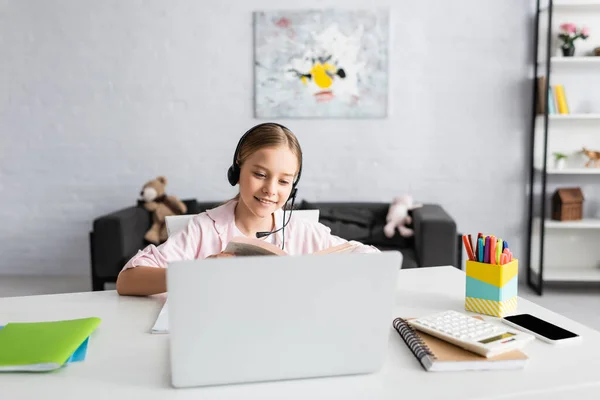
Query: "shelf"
545 218 600 229
536 167 600 174
540 114 600 120
544 267 600 282
539 57 600 65
541 2 600 12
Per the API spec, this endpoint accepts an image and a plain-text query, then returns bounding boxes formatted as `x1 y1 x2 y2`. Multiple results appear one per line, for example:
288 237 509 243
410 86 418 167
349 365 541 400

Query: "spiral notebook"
393 317 528 372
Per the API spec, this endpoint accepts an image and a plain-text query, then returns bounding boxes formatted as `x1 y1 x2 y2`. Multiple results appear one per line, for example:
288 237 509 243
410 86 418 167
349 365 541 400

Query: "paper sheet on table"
151 299 169 334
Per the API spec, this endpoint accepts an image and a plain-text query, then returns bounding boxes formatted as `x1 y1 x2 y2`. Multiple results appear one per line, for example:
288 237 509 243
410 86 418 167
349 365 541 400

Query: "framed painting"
254 9 389 118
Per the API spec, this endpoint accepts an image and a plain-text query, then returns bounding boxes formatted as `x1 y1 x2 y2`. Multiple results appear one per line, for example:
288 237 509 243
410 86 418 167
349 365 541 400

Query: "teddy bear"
383 195 422 238
139 176 187 244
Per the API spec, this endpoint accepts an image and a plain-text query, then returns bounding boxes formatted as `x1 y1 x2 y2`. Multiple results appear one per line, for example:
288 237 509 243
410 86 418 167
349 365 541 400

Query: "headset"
227 122 302 249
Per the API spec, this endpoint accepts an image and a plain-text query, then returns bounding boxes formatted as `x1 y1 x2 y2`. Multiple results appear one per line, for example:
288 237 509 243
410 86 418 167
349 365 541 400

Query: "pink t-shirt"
122 200 379 270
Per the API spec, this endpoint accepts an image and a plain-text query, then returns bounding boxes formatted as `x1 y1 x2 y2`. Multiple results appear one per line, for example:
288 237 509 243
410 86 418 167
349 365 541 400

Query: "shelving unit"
527 0 600 295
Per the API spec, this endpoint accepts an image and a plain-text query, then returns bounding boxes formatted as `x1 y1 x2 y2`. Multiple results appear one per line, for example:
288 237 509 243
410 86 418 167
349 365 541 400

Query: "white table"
1 266 599 400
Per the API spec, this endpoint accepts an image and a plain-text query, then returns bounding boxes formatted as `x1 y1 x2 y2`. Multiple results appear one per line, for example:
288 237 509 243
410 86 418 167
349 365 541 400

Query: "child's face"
238 145 299 219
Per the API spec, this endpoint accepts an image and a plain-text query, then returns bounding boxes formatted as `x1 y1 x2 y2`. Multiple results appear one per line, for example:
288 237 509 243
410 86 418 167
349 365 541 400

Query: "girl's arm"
116 217 204 296
116 267 167 296
116 252 235 296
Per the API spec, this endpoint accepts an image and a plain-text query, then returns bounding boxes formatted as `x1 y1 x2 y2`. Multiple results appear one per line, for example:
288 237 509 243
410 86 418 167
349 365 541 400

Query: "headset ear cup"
227 165 238 186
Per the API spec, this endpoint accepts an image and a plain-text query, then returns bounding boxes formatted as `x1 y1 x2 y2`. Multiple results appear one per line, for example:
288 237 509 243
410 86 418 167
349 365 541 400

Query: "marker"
462 235 475 261
496 238 502 265
489 236 496 265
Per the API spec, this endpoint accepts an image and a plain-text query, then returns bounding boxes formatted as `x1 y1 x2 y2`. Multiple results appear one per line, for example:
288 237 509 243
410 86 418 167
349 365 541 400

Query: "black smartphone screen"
504 314 579 340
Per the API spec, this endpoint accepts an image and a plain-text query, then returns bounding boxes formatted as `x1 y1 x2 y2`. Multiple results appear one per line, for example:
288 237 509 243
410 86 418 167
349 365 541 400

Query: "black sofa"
89 199 459 291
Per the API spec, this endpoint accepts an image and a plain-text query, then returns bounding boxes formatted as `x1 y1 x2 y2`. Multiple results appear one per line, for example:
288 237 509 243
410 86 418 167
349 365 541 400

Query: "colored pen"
468 234 474 256
484 236 491 263
496 238 502 265
489 236 496 265
462 235 475 261
503 248 511 263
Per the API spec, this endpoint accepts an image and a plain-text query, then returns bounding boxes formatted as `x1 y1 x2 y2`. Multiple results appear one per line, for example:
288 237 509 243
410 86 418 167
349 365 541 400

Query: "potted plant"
558 23 589 57
553 152 568 170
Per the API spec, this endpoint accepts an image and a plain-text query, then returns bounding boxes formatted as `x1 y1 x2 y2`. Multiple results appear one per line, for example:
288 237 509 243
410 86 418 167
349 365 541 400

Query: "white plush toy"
384 195 423 238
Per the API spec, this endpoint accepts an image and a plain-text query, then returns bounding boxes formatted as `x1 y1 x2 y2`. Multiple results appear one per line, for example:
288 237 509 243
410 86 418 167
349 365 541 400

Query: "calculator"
407 310 535 358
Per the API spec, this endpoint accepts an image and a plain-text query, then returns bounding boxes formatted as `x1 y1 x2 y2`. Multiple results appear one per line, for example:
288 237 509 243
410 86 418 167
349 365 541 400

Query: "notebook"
393 317 528 371
0 317 101 372
0 325 90 363
151 299 169 334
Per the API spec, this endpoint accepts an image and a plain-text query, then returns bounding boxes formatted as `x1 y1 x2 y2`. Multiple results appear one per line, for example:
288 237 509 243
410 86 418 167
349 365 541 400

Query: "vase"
554 158 566 170
562 46 575 57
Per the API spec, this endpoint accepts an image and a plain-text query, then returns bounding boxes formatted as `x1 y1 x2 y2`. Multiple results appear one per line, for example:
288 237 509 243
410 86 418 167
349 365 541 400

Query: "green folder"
0 317 101 372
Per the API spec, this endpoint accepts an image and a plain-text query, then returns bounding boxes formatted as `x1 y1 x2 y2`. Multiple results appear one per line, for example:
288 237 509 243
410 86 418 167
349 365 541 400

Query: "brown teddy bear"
139 176 187 244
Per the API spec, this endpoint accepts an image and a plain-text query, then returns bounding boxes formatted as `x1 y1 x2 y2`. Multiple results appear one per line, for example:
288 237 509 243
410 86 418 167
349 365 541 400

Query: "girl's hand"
206 252 236 259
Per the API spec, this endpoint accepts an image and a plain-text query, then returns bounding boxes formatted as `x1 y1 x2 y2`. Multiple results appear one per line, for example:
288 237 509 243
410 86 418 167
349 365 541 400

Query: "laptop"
166 251 402 388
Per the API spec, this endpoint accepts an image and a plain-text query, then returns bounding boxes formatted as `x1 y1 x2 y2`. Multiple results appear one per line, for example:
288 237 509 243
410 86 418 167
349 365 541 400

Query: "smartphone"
502 314 581 345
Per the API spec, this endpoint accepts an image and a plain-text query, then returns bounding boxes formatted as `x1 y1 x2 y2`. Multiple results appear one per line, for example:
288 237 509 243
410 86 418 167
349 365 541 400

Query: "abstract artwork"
254 9 389 118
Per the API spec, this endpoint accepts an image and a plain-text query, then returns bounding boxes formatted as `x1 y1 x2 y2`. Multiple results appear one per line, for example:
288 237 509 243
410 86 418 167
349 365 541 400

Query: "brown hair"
231 123 302 200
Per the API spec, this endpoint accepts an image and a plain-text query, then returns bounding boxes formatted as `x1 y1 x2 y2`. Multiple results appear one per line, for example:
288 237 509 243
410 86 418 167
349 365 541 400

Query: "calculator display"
478 332 515 344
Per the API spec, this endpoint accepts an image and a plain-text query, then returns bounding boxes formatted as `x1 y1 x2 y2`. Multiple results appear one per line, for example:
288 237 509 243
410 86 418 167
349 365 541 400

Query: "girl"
116 123 378 296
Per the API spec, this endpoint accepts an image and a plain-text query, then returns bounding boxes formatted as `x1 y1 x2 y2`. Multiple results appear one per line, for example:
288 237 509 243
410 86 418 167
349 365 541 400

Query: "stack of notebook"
393 317 528 372
0 317 101 372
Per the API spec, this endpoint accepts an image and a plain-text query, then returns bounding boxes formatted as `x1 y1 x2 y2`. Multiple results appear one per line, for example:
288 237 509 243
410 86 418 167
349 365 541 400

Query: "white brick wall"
0 0 533 276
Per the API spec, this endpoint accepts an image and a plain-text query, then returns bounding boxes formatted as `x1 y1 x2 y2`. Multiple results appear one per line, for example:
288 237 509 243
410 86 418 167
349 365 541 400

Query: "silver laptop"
167 251 402 388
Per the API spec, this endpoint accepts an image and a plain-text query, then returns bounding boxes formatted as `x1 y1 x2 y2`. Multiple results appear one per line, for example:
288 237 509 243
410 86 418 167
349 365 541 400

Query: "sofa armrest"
412 204 458 268
91 206 150 279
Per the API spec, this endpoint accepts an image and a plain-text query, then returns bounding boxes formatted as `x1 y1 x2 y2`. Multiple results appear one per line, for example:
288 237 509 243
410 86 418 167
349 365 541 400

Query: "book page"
224 236 287 256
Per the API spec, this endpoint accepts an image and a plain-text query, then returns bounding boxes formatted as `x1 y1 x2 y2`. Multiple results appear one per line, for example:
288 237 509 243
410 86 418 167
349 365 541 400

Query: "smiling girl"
116 123 378 296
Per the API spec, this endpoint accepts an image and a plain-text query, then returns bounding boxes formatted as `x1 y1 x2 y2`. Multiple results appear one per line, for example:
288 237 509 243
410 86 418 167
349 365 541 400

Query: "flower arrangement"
558 23 589 56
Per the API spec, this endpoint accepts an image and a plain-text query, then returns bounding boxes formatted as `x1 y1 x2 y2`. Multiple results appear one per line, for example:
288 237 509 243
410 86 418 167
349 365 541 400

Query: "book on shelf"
536 76 547 115
224 236 360 256
554 84 570 114
392 317 528 372
536 77 571 115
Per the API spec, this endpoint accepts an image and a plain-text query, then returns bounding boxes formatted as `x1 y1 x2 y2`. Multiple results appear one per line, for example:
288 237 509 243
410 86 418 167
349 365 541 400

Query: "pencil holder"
465 259 518 317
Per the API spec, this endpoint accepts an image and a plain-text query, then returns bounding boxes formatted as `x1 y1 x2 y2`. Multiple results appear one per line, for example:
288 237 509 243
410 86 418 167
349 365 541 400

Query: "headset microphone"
255 188 297 247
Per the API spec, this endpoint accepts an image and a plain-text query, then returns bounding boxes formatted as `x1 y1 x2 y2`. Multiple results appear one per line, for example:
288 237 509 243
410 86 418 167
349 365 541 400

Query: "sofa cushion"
300 201 374 241
368 221 414 249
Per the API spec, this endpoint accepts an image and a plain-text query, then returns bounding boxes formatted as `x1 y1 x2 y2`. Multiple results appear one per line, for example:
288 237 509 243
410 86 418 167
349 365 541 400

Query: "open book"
223 236 360 256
